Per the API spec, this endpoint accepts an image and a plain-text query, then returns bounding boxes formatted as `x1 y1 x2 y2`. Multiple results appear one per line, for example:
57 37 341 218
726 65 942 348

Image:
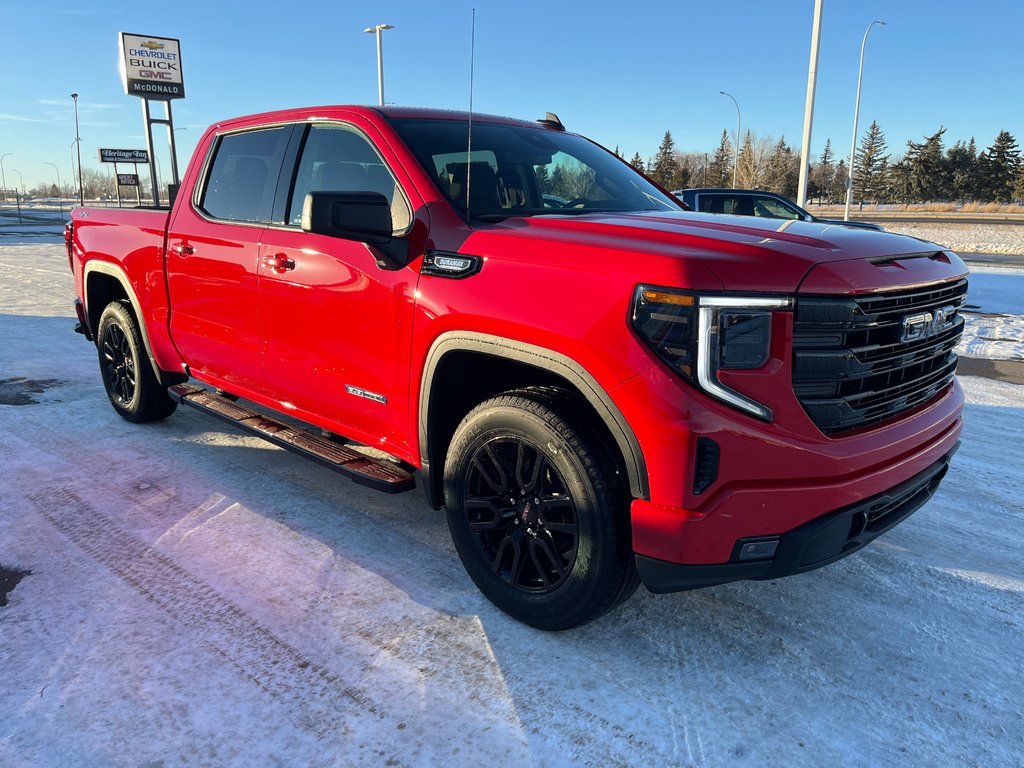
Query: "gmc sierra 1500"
69 105 966 629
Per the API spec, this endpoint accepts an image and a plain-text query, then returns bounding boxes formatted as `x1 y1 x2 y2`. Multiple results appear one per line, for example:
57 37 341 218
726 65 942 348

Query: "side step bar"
169 384 415 494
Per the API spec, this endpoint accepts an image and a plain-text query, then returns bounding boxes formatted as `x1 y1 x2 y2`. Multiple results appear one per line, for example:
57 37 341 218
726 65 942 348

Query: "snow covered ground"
1 240 1023 767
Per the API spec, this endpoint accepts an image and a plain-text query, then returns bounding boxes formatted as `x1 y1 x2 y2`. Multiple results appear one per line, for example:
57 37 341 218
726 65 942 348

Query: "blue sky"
2 0 1021 190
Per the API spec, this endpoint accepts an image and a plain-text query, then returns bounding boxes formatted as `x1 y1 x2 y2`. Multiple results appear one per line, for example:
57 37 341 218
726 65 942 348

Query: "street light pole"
720 91 741 188
71 92 84 205
10 167 24 195
0 152 10 203
8 166 23 222
797 0 825 208
363 24 395 106
44 161 64 217
845 20 885 221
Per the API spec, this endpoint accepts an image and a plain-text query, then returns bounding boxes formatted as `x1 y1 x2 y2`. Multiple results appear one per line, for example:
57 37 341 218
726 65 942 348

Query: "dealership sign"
99 148 150 164
119 33 185 100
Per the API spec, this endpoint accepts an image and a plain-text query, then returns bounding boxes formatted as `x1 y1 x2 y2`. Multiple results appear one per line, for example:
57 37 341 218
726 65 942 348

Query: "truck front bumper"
635 443 958 592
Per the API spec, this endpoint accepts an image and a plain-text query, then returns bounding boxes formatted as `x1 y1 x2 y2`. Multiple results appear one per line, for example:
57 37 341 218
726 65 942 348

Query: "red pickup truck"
68 105 967 629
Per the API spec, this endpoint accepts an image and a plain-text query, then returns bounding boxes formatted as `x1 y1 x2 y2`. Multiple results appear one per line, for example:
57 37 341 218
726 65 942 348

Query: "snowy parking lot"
2 235 1022 767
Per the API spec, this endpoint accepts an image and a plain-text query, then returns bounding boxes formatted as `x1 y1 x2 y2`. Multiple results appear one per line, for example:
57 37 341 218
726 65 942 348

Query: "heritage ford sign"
119 33 185 100
99 148 150 164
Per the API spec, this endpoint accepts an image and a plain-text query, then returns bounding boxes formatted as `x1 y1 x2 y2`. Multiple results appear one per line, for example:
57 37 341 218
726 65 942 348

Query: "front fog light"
737 538 779 561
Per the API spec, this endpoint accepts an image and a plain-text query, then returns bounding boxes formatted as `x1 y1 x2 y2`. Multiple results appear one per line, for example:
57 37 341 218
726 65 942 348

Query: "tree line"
628 124 1024 205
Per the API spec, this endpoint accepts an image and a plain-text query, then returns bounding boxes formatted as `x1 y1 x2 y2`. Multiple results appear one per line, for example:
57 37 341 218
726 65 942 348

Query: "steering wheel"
564 198 590 208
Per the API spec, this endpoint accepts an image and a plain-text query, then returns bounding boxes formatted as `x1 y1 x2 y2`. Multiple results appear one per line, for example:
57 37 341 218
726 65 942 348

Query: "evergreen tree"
977 130 1021 202
946 139 977 202
629 152 646 173
832 159 848 203
651 131 682 189
708 129 733 187
766 136 799 199
888 159 913 204
535 164 551 194
903 127 948 202
854 120 890 203
811 139 835 203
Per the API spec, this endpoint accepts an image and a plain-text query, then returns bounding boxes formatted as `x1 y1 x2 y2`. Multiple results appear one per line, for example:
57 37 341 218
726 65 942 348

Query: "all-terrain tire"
96 301 177 423
444 388 637 630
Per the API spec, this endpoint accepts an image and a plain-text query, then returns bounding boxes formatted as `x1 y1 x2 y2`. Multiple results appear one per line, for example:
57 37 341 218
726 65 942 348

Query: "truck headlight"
632 287 793 421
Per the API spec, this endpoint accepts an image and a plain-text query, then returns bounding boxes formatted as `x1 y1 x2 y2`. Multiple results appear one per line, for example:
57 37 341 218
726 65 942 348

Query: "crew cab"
673 187 885 231
68 106 967 630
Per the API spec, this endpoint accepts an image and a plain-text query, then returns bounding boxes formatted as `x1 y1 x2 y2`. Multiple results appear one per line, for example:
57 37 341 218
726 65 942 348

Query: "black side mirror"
301 191 393 244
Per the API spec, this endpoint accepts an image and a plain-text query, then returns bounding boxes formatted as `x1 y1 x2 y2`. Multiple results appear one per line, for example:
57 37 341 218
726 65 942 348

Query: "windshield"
387 118 683 221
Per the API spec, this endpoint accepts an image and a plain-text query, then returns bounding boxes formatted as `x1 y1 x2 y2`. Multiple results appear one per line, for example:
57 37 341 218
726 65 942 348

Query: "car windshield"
387 117 682 221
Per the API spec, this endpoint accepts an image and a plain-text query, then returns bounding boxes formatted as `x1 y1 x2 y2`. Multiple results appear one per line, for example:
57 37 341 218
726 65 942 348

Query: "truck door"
257 122 419 453
166 125 293 393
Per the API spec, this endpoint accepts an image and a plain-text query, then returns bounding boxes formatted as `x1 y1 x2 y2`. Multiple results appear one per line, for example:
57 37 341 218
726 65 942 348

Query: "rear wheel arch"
418 332 648 510
84 262 184 387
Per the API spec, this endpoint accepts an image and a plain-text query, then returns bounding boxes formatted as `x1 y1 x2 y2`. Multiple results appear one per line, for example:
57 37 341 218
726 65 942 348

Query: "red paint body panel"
70 104 968 574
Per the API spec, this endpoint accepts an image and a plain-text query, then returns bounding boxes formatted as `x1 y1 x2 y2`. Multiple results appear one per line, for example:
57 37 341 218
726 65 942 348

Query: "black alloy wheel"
444 389 638 630
464 436 580 593
101 320 137 407
95 302 177 423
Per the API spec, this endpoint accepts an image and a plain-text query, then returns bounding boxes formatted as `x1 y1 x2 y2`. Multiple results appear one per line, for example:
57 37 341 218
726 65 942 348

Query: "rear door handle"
170 242 195 256
263 253 296 273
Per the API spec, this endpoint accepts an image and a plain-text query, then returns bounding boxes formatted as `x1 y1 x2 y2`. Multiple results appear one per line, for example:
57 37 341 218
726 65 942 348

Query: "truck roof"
209 105 546 132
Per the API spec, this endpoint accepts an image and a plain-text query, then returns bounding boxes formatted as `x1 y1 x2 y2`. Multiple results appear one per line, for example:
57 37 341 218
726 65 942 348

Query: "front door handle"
170 242 195 256
263 253 296 273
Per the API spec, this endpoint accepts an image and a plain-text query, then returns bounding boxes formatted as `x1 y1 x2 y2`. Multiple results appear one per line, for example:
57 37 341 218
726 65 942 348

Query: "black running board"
169 384 415 494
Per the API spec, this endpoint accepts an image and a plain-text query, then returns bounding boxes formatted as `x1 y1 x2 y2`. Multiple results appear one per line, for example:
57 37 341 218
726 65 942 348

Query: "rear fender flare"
84 261 183 387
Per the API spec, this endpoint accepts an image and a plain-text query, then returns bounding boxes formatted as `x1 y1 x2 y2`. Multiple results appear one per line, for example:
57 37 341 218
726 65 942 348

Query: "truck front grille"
792 277 968 435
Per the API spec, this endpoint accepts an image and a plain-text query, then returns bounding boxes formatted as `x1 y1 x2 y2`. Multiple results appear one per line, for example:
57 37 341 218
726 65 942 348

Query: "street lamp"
720 91 741 188
71 92 84 205
363 24 395 106
10 167 24 195
845 20 885 221
44 161 64 217
0 152 10 203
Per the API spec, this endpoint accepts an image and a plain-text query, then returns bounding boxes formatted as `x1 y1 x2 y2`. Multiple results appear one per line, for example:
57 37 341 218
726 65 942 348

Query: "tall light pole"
797 0 824 208
7 163 22 222
845 20 885 221
44 161 64 217
720 91 741 188
0 152 10 203
71 92 84 205
10 167 24 195
363 24 395 106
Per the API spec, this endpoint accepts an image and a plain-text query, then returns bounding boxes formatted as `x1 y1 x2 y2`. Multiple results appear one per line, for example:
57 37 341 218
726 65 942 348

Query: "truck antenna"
465 8 476 223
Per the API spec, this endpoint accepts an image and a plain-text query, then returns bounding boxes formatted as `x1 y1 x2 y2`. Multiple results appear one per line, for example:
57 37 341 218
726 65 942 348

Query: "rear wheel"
96 302 177 423
444 389 637 630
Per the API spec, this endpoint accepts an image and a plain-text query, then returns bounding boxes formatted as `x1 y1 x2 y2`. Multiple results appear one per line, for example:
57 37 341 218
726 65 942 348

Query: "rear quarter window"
199 126 291 223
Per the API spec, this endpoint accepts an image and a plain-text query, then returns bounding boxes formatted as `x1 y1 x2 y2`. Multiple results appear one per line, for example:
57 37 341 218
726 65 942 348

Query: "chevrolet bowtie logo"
140 40 165 50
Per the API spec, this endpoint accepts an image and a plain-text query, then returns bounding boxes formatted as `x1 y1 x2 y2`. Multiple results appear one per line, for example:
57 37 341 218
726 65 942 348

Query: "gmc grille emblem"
900 305 957 344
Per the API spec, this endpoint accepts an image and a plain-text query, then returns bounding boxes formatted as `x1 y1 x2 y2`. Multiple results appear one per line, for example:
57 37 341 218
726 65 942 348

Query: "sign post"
118 33 185 207
99 148 149 208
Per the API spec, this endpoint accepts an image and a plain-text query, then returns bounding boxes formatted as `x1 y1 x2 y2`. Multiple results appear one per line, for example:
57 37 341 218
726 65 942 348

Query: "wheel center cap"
517 497 538 526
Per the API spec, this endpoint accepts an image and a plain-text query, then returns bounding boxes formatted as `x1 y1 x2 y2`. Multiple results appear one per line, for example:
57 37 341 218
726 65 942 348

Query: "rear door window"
199 126 291 223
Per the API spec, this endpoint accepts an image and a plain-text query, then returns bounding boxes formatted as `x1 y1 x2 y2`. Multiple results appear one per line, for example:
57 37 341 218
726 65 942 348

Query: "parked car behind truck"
674 187 885 230
68 105 966 629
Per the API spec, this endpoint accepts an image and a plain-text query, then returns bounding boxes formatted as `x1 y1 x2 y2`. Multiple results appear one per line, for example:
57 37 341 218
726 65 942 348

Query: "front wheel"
444 389 637 630
96 301 177 423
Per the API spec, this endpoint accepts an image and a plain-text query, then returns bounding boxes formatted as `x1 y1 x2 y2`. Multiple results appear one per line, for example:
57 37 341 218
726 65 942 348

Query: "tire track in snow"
29 486 410 766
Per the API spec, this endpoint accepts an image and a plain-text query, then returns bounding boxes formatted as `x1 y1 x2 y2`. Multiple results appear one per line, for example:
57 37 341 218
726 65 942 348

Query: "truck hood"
478 210 954 293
